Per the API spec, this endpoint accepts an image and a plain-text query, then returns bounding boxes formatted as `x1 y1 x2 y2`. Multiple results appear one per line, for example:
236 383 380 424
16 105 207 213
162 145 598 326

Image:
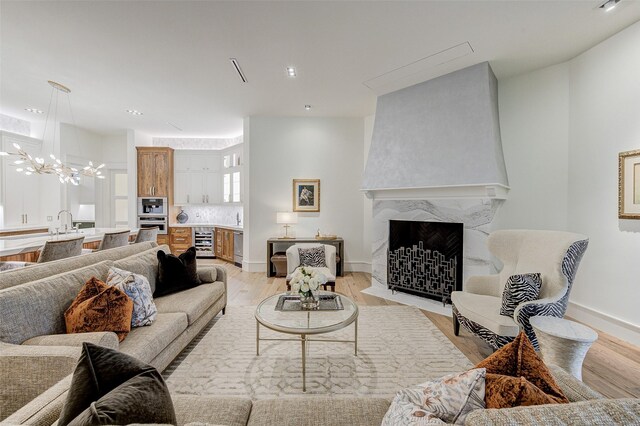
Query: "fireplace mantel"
362 183 509 201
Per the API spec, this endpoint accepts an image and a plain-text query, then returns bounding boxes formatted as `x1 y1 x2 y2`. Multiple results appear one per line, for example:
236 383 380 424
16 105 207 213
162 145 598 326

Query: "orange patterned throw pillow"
64 277 133 342
475 331 569 409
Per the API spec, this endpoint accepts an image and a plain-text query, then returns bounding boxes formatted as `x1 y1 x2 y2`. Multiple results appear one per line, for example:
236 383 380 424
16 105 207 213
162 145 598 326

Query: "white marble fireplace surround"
362 199 503 315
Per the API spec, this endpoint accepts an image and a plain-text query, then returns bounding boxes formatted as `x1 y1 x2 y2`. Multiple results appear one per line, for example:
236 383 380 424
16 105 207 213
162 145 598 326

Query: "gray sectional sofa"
0 242 227 421
1 242 639 425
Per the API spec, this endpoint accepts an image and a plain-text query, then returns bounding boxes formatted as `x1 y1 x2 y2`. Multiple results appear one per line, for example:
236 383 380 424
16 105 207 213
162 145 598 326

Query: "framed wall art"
293 179 320 212
619 149 640 219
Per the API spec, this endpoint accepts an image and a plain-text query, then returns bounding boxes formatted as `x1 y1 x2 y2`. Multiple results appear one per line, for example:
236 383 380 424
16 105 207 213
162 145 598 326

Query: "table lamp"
276 212 298 239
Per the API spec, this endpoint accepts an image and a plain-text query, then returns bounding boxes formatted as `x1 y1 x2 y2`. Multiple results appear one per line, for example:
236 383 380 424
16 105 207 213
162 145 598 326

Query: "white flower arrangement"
290 266 327 298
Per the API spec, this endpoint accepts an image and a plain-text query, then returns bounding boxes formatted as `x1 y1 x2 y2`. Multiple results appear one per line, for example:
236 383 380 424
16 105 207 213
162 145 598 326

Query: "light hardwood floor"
203 260 640 399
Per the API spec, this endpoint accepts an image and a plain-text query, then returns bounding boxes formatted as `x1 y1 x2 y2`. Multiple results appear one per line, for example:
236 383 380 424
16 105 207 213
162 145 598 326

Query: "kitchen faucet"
236 212 241 226
57 210 74 232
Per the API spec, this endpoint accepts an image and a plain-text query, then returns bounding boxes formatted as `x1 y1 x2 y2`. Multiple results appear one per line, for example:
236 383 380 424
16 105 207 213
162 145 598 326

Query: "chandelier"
0 81 105 185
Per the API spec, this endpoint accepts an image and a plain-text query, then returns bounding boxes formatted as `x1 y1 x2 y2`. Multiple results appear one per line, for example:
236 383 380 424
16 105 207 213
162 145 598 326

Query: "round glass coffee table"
255 291 359 392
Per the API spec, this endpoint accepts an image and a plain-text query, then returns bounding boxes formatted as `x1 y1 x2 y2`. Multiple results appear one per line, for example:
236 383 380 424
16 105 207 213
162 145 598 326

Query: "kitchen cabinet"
173 150 221 205
215 227 235 262
1 132 42 226
169 227 192 255
137 147 174 199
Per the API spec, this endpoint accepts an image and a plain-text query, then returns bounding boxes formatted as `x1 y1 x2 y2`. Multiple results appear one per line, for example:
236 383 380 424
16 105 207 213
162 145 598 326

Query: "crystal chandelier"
0 81 105 185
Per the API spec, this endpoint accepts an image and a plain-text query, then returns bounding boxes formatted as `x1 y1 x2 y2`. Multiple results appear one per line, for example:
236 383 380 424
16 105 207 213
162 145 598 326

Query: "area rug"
164 305 473 400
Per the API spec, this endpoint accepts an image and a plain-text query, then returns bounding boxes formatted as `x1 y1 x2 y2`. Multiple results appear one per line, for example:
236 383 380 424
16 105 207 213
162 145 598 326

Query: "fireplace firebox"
387 220 463 305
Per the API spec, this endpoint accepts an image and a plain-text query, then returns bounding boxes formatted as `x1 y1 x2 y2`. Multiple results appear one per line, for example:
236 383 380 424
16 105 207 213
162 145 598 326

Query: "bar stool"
97 229 131 251
133 227 159 243
37 236 85 263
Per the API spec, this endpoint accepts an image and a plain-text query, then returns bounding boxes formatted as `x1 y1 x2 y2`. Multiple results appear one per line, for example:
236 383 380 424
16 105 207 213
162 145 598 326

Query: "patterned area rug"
164 305 473 400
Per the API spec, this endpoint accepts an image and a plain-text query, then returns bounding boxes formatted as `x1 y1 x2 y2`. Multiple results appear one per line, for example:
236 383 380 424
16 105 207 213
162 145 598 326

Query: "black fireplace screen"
387 220 463 304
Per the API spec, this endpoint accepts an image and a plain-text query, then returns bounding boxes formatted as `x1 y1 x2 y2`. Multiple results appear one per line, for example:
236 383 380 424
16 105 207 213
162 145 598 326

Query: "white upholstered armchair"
286 243 337 291
451 230 588 350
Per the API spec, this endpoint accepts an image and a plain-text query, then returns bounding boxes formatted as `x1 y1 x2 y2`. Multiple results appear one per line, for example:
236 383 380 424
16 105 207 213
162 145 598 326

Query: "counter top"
169 223 243 232
0 224 50 233
0 228 139 257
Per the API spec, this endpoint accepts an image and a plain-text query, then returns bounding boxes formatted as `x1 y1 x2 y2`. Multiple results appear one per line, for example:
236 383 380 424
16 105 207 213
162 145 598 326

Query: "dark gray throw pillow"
298 246 327 267
500 273 542 317
154 246 201 297
58 342 176 426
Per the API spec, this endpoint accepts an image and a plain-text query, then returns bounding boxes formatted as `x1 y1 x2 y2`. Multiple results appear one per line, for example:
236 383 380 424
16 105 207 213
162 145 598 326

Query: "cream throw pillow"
382 368 486 425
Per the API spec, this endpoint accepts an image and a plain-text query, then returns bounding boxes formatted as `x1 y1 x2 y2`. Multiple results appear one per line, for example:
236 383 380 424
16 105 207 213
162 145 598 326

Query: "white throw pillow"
107 266 157 327
382 368 486 425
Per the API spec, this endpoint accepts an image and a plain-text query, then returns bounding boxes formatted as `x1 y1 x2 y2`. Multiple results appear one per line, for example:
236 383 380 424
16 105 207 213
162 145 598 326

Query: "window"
232 171 241 202
112 171 128 226
223 173 231 203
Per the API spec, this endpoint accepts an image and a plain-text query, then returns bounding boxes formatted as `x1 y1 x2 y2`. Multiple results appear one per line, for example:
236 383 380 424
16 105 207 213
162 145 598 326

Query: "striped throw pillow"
500 273 542 317
298 246 326 267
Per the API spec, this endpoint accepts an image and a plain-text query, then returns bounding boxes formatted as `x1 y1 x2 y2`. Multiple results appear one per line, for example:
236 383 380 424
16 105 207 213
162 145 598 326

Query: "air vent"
230 58 247 83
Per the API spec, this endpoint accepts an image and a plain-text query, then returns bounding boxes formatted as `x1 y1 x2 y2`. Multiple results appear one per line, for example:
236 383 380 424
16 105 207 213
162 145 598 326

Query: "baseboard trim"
242 261 372 274
566 301 640 347
345 261 372 273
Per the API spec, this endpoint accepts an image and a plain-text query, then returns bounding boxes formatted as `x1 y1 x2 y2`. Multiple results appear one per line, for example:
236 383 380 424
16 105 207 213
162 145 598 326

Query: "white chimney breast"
362 62 509 199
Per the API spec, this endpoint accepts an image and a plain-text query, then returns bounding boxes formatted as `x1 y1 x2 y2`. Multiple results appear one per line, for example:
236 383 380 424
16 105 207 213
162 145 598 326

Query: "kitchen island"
0 228 139 262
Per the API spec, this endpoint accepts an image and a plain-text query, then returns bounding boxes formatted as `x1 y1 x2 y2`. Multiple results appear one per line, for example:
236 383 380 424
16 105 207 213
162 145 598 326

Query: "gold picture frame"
618 149 640 219
293 179 320 212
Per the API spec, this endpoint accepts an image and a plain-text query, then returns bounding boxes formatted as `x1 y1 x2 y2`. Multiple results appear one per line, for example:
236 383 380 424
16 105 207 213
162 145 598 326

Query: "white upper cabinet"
221 144 243 204
1 132 43 227
173 150 222 205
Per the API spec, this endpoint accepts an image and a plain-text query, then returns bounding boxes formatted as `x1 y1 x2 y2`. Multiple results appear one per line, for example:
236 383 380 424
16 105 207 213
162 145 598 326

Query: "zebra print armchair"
451 230 588 350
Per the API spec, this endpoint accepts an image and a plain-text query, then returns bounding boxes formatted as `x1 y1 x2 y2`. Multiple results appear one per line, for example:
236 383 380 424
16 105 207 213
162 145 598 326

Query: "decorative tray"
275 294 344 311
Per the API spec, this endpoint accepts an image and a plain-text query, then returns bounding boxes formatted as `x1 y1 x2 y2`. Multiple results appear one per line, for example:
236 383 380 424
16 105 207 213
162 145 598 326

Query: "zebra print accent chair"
285 243 337 292
451 230 588 350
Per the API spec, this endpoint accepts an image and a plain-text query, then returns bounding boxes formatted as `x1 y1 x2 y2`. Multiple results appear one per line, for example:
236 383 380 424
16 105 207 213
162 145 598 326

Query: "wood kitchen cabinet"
137 147 174 199
169 227 192 255
215 227 234 262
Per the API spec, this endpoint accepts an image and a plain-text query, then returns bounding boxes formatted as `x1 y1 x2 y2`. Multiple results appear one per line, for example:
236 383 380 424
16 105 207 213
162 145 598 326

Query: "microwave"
137 216 168 234
138 197 167 216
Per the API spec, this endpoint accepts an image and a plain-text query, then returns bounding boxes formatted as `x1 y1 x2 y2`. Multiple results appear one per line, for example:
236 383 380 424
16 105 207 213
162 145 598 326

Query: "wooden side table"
530 316 598 381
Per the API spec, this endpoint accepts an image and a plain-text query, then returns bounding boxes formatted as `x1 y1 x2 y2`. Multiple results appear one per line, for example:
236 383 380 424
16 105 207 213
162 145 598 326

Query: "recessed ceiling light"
599 0 620 12
25 108 44 114
286 67 297 78
304 105 312 110
126 109 143 116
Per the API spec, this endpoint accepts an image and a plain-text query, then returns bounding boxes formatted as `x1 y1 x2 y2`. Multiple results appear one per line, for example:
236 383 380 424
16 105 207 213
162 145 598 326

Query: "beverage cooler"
193 227 215 258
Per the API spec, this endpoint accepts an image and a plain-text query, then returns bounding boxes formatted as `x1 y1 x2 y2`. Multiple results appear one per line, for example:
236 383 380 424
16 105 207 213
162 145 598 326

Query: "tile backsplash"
174 205 243 227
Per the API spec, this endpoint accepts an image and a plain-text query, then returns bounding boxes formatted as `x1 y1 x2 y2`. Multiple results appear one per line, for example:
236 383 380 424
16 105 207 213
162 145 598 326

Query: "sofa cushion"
0 241 156 291
451 291 520 337
154 283 224 325
464 398 640 425
382 368 485 425
58 343 175 426
172 395 252 426
118 313 188 363
476 331 569 406
107 266 158 327
22 331 119 350
248 397 391 426
500 273 542 317
64 277 133 342
113 244 169 293
155 247 201 297
0 261 113 344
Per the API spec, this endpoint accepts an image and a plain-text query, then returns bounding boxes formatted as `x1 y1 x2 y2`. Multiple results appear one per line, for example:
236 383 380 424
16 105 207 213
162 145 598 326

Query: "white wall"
494 63 570 231
496 21 640 345
566 20 640 345
245 116 367 272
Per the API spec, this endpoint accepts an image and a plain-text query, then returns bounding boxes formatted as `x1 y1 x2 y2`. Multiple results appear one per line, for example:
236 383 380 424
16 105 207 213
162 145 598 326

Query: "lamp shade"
276 212 298 224
77 204 96 221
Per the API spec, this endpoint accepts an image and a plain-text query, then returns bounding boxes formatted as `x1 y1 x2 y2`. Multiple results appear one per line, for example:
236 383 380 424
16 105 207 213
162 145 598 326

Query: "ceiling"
1 1 640 138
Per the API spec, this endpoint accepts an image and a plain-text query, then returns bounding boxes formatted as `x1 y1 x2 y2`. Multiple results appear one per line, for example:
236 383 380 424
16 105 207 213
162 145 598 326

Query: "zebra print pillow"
298 246 327 267
500 273 542 317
